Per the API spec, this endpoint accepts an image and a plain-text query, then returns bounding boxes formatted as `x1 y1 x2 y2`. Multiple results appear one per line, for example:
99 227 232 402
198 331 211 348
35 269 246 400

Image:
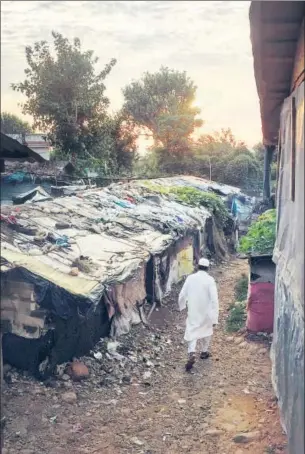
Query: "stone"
122 375 132 384
70 267 79 276
16 427 28 437
67 362 89 381
206 429 222 437
239 342 248 349
61 374 70 381
131 437 144 446
61 391 77 404
234 337 244 345
178 399 186 405
233 432 260 444
143 371 152 380
145 360 154 368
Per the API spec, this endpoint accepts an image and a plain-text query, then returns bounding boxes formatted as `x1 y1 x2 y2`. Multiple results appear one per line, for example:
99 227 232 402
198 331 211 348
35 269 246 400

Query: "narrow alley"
2 258 286 454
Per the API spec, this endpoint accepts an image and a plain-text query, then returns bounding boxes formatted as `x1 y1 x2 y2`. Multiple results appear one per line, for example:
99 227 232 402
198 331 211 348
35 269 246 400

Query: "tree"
12 31 116 156
224 154 262 189
253 142 265 162
66 111 138 176
191 129 262 191
122 66 203 156
0 112 33 135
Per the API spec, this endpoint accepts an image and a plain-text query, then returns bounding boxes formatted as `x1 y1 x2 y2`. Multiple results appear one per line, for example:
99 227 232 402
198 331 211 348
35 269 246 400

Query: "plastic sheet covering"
0 175 228 322
110 306 141 338
271 81 304 454
12 186 52 205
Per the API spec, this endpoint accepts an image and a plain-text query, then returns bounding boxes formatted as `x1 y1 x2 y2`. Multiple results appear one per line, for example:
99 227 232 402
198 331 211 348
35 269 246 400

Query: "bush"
238 209 276 255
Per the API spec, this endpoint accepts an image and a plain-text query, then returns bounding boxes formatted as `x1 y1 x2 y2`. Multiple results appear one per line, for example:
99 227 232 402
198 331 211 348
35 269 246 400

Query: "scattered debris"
1 259 286 454
93 352 103 360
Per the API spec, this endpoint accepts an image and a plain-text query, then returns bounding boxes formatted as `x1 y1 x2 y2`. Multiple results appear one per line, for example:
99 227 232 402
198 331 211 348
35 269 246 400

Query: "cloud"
0 0 261 146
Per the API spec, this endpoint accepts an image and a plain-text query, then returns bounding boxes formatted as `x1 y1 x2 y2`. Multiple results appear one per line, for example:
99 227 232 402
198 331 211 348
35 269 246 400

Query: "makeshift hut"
0 176 235 378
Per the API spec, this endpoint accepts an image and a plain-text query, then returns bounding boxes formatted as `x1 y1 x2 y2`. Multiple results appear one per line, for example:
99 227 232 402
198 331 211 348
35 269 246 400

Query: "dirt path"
2 258 287 454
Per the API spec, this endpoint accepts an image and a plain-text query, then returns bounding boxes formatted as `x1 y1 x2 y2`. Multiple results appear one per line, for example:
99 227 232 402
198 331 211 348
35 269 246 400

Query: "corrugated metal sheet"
249 1 305 145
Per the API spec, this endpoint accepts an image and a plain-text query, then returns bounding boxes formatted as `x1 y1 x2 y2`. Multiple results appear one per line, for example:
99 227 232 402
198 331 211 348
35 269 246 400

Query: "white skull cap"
199 258 210 267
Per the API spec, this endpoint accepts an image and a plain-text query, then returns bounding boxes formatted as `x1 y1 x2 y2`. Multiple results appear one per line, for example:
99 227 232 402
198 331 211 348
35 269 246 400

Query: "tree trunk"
263 145 275 200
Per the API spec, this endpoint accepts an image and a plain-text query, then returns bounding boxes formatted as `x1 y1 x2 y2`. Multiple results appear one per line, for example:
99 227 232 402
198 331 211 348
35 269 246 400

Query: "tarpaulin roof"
1 176 225 309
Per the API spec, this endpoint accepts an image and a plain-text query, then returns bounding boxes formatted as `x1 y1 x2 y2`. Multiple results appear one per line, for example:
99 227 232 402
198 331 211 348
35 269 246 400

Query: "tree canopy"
12 31 116 156
136 127 263 194
0 112 33 135
122 66 203 156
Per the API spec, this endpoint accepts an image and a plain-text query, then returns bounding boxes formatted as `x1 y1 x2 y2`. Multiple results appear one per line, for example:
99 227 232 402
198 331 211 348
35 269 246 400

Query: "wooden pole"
263 145 275 200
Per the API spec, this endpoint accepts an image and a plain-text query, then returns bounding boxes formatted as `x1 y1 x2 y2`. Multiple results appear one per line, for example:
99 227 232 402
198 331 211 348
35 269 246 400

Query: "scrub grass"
234 273 248 301
226 301 247 332
226 274 248 332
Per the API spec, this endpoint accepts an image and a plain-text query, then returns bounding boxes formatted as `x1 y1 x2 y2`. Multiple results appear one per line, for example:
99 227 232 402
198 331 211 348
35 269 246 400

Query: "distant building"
6 134 52 161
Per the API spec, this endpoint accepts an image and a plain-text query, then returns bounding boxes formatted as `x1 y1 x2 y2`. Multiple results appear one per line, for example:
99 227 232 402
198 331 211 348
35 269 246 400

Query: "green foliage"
234 273 249 301
171 187 229 225
226 273 248 332
143 184 229 227
10 31 138 175
80 111 138 175
12 31 116 157
239 209 276 255
194 129 263 192
253 142 265 162
223 154 262 188
134 128 263 194
122 66 203 156
0 112 33 135
226 301 247 332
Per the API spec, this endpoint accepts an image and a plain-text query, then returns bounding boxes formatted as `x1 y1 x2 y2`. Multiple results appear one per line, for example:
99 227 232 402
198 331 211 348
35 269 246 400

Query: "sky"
1 0 262 151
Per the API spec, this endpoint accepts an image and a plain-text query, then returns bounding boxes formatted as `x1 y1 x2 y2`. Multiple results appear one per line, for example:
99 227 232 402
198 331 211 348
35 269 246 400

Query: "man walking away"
178 258 219 372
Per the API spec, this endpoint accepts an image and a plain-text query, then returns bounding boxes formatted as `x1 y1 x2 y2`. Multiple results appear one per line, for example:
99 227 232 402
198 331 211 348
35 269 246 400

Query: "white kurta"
178 270 219 342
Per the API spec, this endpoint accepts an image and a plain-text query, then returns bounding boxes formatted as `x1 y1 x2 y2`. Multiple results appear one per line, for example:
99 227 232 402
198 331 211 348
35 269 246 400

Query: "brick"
16 314 45 329
0 298 17 311
1 309 16 322
6 281 34 300
30 309 47 319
